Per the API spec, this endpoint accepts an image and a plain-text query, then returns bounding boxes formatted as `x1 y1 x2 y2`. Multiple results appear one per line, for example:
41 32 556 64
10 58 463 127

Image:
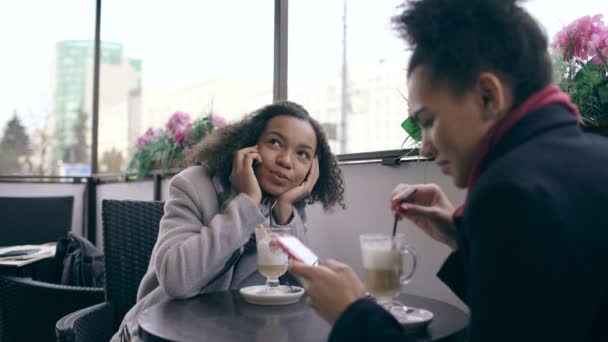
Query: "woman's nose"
420 134 436 159
276 151 293 169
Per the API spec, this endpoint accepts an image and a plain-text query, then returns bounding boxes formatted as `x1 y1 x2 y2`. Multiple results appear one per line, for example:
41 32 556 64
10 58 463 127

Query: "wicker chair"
55 200 164 342
0 196 73 247
0 275 103 342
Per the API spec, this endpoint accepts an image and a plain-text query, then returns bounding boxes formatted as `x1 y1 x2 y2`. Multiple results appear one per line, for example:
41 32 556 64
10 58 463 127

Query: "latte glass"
360 233 417 314
256 226 292 294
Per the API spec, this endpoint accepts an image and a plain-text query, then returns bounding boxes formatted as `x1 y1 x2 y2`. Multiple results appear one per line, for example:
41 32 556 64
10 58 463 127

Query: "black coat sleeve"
329 298 413 342
437 249 468 302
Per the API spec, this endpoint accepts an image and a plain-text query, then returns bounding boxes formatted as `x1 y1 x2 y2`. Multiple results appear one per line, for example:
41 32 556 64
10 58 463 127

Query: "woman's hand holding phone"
229 146 263 205
289 259 366 324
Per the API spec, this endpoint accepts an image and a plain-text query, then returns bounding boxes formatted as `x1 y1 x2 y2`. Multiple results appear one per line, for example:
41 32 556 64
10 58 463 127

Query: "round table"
138 291 468 342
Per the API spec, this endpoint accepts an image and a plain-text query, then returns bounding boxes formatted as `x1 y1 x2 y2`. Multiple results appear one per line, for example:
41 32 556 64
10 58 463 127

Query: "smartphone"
274 235 319 266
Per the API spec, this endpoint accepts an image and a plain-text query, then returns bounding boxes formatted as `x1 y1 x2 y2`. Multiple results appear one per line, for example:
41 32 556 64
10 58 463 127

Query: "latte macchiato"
362 244 402 299
258 264 289 278
257 238 288 278
360 233 417 314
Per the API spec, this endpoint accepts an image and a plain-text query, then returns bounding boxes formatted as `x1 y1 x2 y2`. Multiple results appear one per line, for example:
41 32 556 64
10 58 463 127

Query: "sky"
0 0 606 136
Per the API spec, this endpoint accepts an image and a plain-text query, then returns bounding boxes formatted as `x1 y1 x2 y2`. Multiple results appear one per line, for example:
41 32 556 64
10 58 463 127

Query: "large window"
288 0 407 155
288 0 608 155
0 1 95 176
97 0 274 173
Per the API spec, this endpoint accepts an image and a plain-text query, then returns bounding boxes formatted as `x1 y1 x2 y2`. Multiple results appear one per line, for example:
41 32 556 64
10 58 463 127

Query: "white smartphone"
274 235 320 266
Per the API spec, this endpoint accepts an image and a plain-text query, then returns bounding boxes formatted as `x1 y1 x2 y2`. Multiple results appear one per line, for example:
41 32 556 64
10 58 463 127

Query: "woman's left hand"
274 157 319 224
290 259 366 324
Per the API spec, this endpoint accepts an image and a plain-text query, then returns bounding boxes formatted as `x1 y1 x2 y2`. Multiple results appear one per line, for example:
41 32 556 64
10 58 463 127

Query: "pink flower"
588 31 608 64
210 114 226 127
553 14 608 62
166 111 191 133
174 122 193 147
136 128 158 149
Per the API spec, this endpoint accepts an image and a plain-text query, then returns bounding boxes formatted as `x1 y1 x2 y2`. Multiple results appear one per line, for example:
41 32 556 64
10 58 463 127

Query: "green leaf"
598 85 608 106
401 117 421 142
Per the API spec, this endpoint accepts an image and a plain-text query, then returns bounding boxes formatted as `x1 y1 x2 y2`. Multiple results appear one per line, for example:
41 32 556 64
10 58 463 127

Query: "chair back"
101 199 163 328
0 275 103 342
0 196 74 247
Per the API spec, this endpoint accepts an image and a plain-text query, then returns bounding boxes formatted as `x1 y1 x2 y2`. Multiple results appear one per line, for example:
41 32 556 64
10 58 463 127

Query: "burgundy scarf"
452 85 580 218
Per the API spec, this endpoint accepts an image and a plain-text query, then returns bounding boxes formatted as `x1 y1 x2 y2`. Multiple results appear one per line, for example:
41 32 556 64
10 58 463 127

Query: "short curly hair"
186 101 345 210
393 0 552 106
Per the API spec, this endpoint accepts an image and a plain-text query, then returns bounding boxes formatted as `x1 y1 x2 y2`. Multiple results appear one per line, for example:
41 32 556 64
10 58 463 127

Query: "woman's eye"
298 151 311 160
269 139 281 147
421 117 434 128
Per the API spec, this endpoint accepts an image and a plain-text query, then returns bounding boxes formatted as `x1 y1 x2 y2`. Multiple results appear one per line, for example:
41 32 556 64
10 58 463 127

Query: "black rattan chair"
0 275 103 342
56 199 164 342
0 196 74 247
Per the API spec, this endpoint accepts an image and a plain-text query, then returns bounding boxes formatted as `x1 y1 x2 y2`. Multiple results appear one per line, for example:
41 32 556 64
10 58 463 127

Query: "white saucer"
389 306 434 332
239 285 305 305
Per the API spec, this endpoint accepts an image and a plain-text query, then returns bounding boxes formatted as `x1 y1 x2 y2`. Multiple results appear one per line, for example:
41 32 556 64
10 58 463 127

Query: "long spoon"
392 188 416 238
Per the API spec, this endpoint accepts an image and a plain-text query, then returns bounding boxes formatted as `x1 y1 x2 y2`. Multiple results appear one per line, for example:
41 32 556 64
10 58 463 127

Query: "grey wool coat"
113 165 308 341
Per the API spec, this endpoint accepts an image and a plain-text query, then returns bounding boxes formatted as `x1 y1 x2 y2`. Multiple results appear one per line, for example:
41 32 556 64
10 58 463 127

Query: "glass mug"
256 225 292 294
360 233 417 314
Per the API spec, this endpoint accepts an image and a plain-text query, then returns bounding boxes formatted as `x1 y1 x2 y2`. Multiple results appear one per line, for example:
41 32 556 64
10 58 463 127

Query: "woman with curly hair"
291 0 608 341
113 101 345 341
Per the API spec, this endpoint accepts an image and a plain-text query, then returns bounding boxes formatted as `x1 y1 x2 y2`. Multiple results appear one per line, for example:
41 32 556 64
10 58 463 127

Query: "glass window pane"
99 1 274 174
289 0 409 154
290 0 608 155
0 1 95 175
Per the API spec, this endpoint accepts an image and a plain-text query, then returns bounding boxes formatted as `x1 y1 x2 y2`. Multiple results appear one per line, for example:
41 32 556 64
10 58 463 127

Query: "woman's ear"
477 72 511 122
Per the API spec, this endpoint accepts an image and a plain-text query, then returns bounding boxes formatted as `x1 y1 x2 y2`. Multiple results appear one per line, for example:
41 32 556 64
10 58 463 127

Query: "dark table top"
139 291 468 342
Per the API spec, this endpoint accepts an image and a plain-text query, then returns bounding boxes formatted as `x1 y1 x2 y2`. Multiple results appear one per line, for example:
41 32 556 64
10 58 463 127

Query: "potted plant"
552 14 608 135
128 111 226 179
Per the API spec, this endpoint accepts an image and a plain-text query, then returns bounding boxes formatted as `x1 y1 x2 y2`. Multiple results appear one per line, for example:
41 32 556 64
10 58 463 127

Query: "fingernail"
400 204 408 210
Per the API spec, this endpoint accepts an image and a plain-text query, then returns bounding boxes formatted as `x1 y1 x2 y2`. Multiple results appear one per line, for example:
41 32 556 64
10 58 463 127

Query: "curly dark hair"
186 101 345 210
393 0 552 106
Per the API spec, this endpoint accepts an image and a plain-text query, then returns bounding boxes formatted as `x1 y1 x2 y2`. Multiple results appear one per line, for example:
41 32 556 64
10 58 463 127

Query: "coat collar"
453 85 580 218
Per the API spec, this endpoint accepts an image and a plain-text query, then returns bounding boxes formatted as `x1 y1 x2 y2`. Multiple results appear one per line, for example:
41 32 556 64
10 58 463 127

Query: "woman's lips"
268 170 289 184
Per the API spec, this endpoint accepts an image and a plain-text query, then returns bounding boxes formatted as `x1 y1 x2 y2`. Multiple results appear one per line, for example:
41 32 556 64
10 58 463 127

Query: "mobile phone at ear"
274 235 319 266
